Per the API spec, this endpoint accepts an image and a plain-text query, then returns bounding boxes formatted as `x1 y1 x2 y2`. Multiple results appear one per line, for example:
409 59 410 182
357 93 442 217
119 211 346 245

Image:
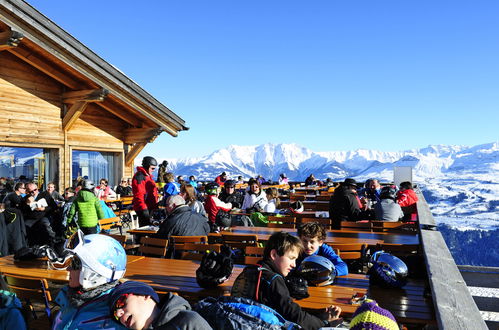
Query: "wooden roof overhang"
0 0 188 165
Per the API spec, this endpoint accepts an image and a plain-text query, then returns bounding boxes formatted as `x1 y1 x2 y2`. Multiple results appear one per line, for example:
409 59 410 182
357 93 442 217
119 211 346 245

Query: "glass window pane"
0 146 46 188
72 150 116 187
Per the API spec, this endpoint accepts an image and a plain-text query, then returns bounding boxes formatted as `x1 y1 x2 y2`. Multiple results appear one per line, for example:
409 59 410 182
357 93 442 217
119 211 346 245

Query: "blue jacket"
164 182 180 199
297 243 348 276
52 286 127 330
0 290 26 330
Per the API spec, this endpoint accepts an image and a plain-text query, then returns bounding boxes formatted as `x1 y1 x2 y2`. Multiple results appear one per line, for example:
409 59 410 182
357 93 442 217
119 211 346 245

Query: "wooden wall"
0 51 127 189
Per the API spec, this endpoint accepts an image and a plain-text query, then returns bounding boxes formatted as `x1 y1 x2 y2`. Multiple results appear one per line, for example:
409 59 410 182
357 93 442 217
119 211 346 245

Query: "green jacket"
67 189 104 228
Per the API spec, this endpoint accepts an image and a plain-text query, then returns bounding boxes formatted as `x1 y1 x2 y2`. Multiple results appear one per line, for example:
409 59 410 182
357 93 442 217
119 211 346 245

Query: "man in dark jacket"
2 182 25 210
21 182 56 246
156 195 210 238
329 178 365 229
217 180 243 209
110 281 211 329
132 156 158 227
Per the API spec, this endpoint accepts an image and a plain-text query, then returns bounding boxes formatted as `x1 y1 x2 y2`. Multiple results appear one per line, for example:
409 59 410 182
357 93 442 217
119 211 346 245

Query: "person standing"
132 156 158 227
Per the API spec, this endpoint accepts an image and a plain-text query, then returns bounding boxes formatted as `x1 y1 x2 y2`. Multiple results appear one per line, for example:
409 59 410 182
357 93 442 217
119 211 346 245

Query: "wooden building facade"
0 0 187 190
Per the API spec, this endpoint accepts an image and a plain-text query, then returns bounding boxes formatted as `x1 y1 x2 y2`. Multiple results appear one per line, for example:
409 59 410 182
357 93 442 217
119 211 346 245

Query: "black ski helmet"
142 156 158 169
380 186 397 200
368 251 408 288
297 255 336 286
205 182 220 195
196 246 233 288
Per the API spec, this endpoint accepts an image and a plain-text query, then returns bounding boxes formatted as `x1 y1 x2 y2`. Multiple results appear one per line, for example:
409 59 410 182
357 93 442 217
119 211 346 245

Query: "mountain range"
156 142 499 230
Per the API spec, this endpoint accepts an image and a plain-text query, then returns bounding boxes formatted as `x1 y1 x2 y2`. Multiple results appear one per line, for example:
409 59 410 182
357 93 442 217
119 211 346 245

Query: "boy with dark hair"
297 222 348 276
231 231 342 329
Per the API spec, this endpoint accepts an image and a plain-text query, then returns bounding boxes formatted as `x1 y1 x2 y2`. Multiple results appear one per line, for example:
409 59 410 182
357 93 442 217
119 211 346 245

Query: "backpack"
196 245 234 288
194 296 301 330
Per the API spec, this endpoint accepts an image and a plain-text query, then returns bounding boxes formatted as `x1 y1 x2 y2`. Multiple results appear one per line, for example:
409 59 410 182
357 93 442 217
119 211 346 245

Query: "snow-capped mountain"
152 142 499 229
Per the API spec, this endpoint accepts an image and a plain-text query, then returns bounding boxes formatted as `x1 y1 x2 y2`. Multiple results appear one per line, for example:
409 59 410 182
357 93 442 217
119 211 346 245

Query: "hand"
36 206 46 211
326 305 341 321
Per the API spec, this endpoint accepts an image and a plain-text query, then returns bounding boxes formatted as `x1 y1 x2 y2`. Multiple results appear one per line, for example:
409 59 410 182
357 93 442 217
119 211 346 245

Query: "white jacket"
242 191 268 212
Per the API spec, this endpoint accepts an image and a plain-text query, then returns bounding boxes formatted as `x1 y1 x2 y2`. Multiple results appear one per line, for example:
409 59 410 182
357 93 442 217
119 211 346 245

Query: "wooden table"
0 255 434 325
227 226 420 245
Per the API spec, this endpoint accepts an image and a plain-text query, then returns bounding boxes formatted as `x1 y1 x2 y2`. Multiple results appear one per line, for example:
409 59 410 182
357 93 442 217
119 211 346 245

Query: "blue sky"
28 0 499 159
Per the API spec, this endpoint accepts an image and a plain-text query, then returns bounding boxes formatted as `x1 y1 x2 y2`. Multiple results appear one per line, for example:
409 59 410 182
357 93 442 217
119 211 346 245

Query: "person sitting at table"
231 231 342 329
2 182 25 210
215 172 227 186
163 172 180 201
46 181 65 202
397 181 419 221
278 173 289 185
109 280 211 330
305 174 318 186
52 231 128 329
329 178 367 229
374 186 404 222
156 195 210 239
203 182 232 225
95 178 117 200
66 180 105 235
264 187 280 213
180 183 206 217
116 178 133 196
218 180 243 209
296 222 348 276
241 178 268 213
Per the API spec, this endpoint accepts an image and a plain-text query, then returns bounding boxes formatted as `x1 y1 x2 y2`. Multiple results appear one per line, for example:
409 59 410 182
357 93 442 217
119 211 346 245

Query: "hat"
349 299 398 330
166 194 186 209
343 178 358 187
109 281 160 313
221 172 227 176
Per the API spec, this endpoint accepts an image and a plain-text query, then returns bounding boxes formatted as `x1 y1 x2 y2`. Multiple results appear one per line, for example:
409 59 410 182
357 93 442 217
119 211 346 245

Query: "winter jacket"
264 199 278 213
67 189 105 228
53 286 127 330
95 186 116 200
0 290 26 330
329 185 363 229
189 200 207 217
21 192 54 223
215 175 226 186
296 243 348 276
250 259 328 330
204 195 232 223
218 190 244 209
3 192 23 209
132 166 158 212
156 205 210 238
374 199 404 222
241 191 268 213
152 292 212 330
115 185 132 196
397 189 418 207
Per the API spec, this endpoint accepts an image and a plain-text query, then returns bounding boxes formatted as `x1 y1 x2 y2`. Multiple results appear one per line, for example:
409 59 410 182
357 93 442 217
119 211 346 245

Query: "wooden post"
125 142 147 167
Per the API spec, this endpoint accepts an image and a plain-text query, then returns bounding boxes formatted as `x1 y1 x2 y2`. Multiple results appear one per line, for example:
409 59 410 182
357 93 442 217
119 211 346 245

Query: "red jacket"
397 189 418 207
204 195 232 223
215 175 226 186
132 166 158 211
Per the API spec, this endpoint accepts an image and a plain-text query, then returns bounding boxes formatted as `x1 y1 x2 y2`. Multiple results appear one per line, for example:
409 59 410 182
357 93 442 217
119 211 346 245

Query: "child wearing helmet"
296 222 348 276
52 231 128 329
374 186 404 222
231 232 342 329
65 180 105 236
203 182 232 224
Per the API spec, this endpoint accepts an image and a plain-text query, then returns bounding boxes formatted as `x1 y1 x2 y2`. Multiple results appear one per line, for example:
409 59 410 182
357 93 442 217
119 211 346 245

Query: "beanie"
109 281 160 313
349 299 398 330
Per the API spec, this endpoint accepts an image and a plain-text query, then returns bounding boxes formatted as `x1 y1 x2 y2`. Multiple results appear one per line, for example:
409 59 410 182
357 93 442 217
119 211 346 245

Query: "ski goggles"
113 293 130 321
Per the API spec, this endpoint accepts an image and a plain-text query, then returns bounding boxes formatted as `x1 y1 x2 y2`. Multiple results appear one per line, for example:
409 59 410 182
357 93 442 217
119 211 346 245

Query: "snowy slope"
148 142 499 229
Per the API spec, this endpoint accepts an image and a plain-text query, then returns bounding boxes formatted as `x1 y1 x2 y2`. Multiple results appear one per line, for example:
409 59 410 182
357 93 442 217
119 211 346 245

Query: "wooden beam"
62 88 108 103
8 45 81 89
97 101 140 126
123 127 159 144
62 101 88 131
125 142 147 167
0 30 23 51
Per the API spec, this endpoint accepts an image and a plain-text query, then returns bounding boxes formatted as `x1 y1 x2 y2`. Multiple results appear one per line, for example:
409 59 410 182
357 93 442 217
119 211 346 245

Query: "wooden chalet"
0 0 187 190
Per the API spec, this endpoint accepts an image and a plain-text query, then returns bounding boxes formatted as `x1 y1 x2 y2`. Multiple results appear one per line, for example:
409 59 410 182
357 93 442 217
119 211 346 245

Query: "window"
0 146 56 189
72 150 117 187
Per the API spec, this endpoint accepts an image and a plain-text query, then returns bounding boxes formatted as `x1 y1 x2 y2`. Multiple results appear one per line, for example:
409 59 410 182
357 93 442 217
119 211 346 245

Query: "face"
17 184 26 193
47 184 55 193
100 180 107 187
26 184 38 196
369 181 380 190
300 236 323 256
114 294 156 329
225 185 235 194
148 165 157 175
127 179 132 185
250 183 260 194
270 247 299 277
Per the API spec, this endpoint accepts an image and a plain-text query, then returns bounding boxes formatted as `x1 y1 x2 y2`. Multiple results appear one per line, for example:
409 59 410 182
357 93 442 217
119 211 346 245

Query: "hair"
177 175 184 182
100 178 108 185
164 172 175 183
189 175 196 181
399 181 413 190
264 232 303 259
180 184 197 203
297 222 326 241
47 181 56 188
265 187 281 208
14 182 25 191
65 187 75 194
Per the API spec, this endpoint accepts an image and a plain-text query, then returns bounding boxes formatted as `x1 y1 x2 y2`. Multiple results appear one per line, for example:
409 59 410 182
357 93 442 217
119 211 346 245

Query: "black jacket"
255 259 327 330
152 293 212 330
218 191 244 209
156 205 210 239
2 192 23 210
329 186 362 229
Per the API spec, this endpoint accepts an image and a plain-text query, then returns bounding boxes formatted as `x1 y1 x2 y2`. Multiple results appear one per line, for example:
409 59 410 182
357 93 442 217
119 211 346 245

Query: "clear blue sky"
28 0 499 159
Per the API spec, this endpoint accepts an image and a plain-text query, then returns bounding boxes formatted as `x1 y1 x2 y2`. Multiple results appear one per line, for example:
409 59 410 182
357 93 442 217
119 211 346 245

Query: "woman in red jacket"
396 181 418 221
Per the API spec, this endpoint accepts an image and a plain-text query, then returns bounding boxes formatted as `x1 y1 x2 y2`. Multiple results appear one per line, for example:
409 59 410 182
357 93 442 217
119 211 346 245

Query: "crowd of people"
0 156 416 329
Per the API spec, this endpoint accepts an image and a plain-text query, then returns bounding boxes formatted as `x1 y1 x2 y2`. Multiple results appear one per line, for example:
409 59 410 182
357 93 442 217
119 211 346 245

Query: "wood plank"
416 189 435 227
62 100 88 131
63 88 108 103
420 229 487 329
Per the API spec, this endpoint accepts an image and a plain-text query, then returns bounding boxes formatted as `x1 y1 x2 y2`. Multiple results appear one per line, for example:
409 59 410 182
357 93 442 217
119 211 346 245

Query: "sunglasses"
113 294 130 320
